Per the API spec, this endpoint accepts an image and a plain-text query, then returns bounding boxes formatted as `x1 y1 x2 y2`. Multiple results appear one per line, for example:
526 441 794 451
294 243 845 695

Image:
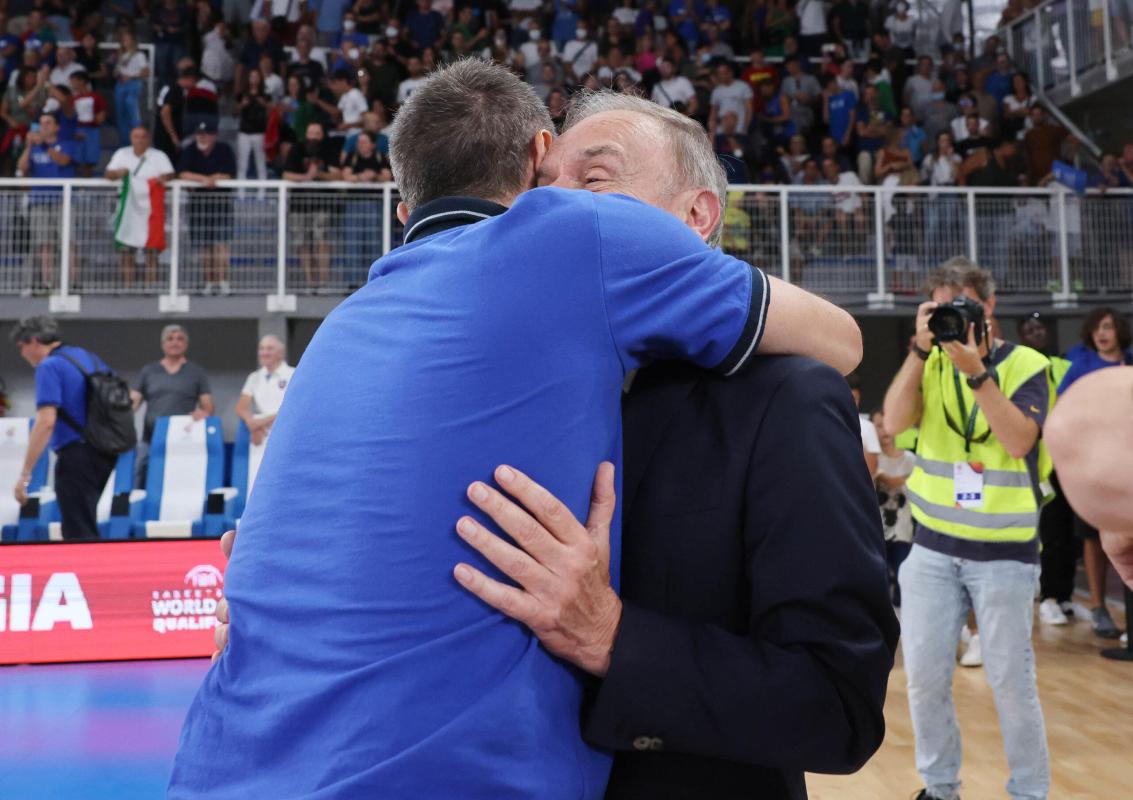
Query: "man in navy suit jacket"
456 355 899 799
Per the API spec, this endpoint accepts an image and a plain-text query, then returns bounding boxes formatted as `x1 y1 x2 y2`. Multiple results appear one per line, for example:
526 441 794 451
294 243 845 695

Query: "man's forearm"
972 378 1039 459
758 276 862 374
883 352 924 435
22 418 54 477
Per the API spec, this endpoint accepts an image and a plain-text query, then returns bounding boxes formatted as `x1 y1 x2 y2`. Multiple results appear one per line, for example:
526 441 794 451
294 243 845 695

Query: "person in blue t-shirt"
12 316 117 539
170 62 861 800
1055 306 1132 639
824 75 857 152
18 113 79 292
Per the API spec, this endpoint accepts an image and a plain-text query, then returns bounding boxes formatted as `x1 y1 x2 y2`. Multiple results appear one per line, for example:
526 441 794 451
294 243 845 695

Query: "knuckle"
542 498 562 521
507 556 527 578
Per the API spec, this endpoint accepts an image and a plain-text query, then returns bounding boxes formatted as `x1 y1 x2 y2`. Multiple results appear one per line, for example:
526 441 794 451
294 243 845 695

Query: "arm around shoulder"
758 277 862 374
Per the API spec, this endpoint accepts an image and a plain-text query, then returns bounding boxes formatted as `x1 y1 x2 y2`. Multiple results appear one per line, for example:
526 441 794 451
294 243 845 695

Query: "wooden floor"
807 604 1132 799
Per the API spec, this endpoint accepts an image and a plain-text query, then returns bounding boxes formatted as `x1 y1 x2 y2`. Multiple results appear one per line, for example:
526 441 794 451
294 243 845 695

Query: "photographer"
882 258 1052 800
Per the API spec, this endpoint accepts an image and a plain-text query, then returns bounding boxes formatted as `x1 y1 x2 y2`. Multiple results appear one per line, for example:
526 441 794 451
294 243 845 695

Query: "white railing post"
382 184 393 255
1035 15 1046 93
1066 0 1081 96
868 187 893 308
966 190 978 263
267 183 296 312
1053 188 1077 307
778 190 790 282
49 183 80 313
1103 0 1118 80
160 182 189 312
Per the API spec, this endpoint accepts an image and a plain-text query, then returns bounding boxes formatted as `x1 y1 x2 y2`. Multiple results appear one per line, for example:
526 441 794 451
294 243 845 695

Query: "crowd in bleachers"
1 0 1131 190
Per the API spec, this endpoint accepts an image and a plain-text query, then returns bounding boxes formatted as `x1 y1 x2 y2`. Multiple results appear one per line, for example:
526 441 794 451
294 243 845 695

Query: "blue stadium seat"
229 419 270 527
0 417 53 542
41 449 145 541
134 416 237 538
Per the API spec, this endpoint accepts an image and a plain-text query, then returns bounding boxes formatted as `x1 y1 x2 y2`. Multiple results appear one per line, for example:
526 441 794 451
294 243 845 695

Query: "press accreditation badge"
954 462 984 509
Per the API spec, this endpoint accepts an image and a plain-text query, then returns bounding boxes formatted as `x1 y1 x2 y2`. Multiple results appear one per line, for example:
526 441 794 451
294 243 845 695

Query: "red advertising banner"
0 540 224 665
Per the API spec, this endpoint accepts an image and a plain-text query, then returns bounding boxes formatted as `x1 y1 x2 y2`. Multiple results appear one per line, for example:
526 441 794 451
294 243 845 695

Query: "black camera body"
928 295 986 346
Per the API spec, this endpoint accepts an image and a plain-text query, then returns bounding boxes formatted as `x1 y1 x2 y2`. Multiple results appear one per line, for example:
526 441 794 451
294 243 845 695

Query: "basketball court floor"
1 607 1128 799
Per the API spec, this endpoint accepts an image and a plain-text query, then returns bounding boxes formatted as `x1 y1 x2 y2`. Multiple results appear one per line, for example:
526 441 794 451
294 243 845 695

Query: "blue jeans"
114 79 142 146
898 544 1050 800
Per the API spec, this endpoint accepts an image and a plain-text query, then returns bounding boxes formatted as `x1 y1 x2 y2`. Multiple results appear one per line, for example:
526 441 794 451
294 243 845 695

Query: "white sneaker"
203 281 217 295
1039 598 1069 625
1122 633 1128 647
960 632 983 667
219 280 232 296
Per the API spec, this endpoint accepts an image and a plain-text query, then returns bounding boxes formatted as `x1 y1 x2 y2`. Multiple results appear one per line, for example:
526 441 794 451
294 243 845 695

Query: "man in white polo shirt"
105 126 176 288
235 334 294 446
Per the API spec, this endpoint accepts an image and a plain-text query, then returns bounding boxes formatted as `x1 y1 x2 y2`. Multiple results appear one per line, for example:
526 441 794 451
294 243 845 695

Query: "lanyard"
946 337 998 455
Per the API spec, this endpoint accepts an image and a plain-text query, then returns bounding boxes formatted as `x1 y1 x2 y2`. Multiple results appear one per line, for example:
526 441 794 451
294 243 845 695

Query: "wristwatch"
966 368 996 390
911 342 932 360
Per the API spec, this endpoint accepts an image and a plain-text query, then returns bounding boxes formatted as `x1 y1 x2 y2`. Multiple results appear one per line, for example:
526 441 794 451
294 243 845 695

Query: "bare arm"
130 389 144 410
758 276 862 375
198 393 215 415
21 407 55 478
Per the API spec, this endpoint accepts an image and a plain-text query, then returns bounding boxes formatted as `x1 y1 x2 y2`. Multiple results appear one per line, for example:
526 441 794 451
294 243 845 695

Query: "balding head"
258 335 286 370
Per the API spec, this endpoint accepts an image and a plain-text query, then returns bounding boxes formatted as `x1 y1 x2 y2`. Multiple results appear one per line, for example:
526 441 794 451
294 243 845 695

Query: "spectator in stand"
960 138 1019 270
259 53 285 102
397 55 427 104
236 67 270 181
18 113 78 293
855 84 891 183
280 73 315 148
1 67 46 170
561 23 599 80
236 335 294 447
821 134 852 172
669 0 705 49
328 68 368 138
21 10 57 50
0 11 20 79
130 325 214 484
708 59 753 138
342 128 391 181
406 0 445 51
823 73 857 156
11 316 117 539
237 19 285 95
105 126 176 287
835 56 858 97
288 38 327 93
450 6 488 53
984 51 1014 105
796 0 828 56
700 21 735 59
740 47 778 93
899 107 927 165
1001 72 1034 141
780 54 820 137
830 0 869 59
823 156 866 238
969 69 1000 138
178 119 236 295
1057 307 1133 639
921 131 962 262
154 63 196 162
1023 105 1067 185
152 0 192 85
362 39 402 109
49 46 82 88
353 0 385 36
863 59 897 118
884 2 916 58
793 158 831 254
550 0 583 50
703 0 733 39
763 0 799 57
283 121 340 292
956 113 994 158
68 71 106 177
201 20 237 88
114 28 149 147
779 130 815 180
922 78 957 144
756 78 795 146
651 58 698 114
905 55 936 122
950 94 988 143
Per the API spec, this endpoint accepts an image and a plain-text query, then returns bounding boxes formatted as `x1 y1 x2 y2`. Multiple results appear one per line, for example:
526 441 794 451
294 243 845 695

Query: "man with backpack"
12 316 135 539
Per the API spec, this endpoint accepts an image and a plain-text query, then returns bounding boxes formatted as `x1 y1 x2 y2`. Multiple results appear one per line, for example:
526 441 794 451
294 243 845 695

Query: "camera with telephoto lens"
928 295 986 346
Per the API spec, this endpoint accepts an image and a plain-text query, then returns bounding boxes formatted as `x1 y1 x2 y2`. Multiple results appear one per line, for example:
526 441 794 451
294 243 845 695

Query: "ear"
396 201 410 225
528 129 553 185
984 294 997 319
681 187 722 244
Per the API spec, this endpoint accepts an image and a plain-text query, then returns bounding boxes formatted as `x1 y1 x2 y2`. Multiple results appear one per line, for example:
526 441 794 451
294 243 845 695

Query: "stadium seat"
0 417 53 542
134 416 236 538
229 419 268 525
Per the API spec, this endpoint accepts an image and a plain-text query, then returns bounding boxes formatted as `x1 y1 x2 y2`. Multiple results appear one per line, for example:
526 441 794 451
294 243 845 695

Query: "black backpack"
53 350 138 456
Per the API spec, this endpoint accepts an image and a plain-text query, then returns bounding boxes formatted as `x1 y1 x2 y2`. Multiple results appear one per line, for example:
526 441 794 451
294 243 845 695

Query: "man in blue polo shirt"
171 61 860 799
18 113 79 293
12 316 117 539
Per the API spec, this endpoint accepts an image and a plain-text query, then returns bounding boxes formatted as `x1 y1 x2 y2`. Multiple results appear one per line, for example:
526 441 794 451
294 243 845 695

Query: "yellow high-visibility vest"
906 343 1053 543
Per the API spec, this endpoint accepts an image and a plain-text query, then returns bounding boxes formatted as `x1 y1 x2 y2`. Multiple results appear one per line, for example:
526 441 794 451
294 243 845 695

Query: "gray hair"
388 59 553 211
928 256 998 301
259 334 286 354
563 91 729 247
11 315 60 344
161 324 188 342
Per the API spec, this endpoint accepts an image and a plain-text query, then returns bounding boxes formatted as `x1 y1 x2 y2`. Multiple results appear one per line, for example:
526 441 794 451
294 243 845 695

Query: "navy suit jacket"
584 356 899 799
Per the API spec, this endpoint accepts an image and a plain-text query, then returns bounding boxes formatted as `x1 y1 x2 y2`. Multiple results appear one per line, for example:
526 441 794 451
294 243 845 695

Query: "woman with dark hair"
1056 307 1133 639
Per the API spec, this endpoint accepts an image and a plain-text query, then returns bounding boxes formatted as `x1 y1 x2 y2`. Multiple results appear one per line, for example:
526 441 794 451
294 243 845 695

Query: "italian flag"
113 173 166 250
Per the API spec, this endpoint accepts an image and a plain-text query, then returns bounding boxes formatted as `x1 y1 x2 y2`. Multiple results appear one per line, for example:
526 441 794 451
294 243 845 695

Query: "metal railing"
1001 0 1130 98
2 179 1132 312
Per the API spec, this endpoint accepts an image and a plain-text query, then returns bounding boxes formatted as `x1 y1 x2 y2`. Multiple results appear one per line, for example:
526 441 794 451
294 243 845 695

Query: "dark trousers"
1039 471 1080 603
886 539 912 608
54 441 116 540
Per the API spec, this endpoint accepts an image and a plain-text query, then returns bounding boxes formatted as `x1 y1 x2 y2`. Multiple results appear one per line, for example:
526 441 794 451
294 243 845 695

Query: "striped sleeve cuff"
716 266 770 377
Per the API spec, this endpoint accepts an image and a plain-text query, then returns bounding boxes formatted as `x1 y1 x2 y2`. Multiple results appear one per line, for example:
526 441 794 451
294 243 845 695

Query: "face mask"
529 29 541 41
348 48 360 60
931 91 945 100
576 28 587 39
386 26 399 38
343 20 355 31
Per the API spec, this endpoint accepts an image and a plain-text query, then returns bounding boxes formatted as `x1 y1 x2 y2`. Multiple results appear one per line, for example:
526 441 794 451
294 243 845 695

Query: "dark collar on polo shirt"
402 196 509 244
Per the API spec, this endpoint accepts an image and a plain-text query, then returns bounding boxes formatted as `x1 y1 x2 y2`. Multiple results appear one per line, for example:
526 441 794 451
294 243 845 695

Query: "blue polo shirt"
170 187 769 799
35 345 103 452
827 89 856 145
28 138 79 203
